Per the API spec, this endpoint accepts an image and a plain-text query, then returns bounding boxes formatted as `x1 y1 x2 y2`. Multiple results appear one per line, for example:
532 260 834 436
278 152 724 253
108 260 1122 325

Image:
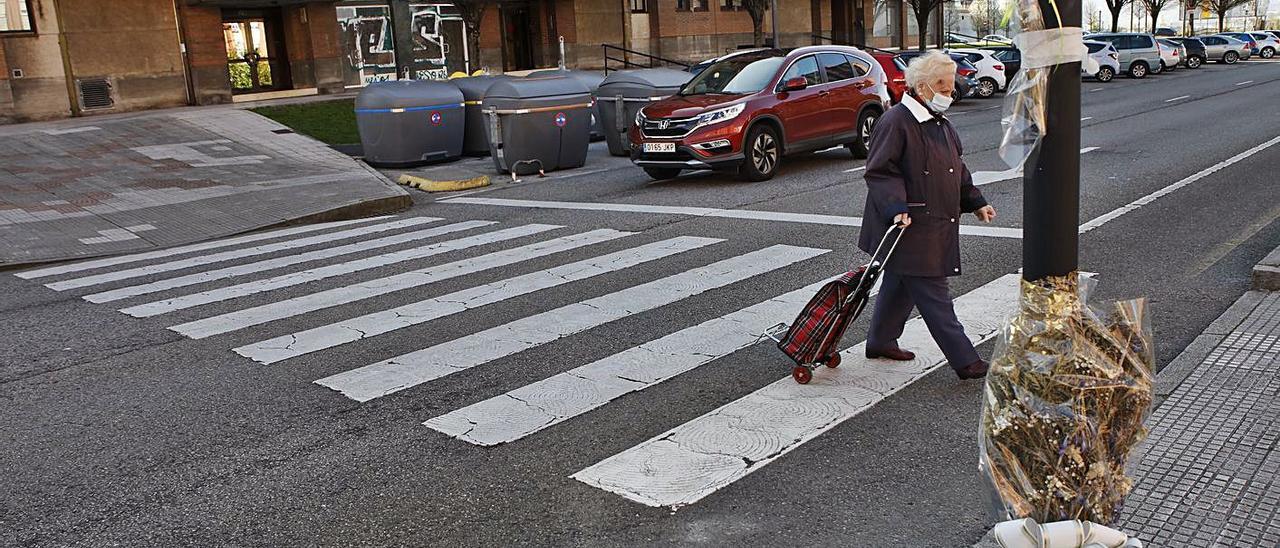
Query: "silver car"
1087 33 1162 78
1247 32 1279 59
1083 40 1120 82
1197 35 1249 64
1156 39 1184 72
1216 33 1257 59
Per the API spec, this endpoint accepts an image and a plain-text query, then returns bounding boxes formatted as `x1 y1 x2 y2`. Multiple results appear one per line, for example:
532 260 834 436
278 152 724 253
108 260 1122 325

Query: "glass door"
223 20 279 92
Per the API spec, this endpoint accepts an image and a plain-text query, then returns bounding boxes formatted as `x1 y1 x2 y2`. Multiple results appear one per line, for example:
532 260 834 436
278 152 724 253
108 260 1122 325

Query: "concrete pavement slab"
0 109 410 267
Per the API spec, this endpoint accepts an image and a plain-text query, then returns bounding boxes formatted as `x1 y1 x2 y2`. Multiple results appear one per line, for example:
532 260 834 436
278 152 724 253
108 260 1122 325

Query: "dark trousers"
866 270 980 370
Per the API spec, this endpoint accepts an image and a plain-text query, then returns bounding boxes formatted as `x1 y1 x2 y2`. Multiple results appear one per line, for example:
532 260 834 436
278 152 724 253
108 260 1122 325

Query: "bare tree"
969 0 1002 37
1138 0 1174 31
905 0 946 50
453 0 492 72
741 0 770 47
1103 0 1135 32
1202 0 1252 30
1086 0 1104 31
1186 0 1198 34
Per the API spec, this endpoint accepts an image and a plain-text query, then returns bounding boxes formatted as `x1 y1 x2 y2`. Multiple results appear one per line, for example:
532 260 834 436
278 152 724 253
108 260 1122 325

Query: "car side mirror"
780 77 808 92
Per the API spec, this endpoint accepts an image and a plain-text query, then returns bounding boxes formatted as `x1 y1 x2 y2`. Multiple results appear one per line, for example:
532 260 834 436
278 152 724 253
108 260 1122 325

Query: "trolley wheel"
824 353 841 368
792 365 813 384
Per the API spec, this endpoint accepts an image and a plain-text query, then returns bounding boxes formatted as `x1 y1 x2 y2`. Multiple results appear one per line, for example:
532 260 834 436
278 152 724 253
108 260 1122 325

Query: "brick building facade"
0 0 941 123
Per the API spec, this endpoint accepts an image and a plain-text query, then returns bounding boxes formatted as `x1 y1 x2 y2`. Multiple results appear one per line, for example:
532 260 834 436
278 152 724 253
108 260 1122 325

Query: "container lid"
526 69 605 91
354 80 465 112
451 75 513 100
597 68 693 95
483 76 592 101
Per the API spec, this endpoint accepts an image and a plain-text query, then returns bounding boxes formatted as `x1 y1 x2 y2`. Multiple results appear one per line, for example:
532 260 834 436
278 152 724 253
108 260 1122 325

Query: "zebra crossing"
16 213 1021 509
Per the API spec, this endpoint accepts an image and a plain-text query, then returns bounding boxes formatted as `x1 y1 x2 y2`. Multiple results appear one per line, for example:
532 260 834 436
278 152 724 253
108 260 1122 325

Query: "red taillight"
1249 41 1256 48
960 68 976 76
993 64 1004 70
1109 52 1118 59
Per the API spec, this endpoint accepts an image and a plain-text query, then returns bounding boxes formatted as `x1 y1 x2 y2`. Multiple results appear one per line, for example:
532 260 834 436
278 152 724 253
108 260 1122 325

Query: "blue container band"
355 103 465 114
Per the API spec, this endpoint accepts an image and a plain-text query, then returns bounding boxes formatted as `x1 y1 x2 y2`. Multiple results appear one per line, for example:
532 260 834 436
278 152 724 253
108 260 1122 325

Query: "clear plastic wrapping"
979 274 1154 524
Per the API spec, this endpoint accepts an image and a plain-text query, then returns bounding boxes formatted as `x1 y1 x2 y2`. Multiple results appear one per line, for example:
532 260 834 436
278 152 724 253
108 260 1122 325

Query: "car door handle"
818 90 830 97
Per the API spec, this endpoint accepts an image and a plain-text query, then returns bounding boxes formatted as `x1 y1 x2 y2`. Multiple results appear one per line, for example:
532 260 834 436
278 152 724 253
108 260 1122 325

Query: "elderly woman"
859 50 997 380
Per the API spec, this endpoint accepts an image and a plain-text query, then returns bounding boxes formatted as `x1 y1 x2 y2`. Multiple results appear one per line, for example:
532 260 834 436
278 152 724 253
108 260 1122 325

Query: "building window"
720 0 738 10
677 0 709 12
0 0 35 33
631 0 648 13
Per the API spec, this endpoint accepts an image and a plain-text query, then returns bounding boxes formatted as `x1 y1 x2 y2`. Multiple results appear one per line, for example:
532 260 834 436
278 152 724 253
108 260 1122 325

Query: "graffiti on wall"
336 3 467 87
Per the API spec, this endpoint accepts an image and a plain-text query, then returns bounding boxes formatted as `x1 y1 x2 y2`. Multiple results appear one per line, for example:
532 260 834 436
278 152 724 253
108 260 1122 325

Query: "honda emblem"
658 119 670 130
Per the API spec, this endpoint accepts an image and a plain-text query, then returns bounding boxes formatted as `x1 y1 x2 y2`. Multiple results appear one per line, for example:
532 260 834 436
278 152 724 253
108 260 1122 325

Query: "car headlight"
694 103 746 128
635 108 646 128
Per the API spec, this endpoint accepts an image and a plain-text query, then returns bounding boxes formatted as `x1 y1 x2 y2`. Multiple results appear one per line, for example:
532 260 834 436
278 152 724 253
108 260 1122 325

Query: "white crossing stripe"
440 197 1024 239
45 217 430 291
120 223 557 317
317 244 829 402
234 236 724 364
14 217 389 280
572 273 1021 508
1080 134 1280 233
1164 95 1190 103
1236 80 1253 85
170 228 631 339
424 278 834 445
84 218 486 303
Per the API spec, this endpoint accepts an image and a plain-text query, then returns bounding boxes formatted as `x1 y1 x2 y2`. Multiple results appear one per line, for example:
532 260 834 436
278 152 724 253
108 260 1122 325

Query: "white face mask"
925 84 953 112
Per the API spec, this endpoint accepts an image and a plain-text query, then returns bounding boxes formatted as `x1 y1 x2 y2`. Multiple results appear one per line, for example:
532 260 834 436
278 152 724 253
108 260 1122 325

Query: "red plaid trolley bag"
772 223 906 384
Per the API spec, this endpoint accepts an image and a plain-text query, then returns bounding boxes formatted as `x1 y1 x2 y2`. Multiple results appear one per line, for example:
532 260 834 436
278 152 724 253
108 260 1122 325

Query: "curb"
397 173 491 193
1251 242 1280 291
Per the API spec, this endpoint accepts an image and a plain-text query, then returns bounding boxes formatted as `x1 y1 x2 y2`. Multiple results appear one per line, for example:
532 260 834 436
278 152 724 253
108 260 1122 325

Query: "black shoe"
955 359 990 380
866 347 916 361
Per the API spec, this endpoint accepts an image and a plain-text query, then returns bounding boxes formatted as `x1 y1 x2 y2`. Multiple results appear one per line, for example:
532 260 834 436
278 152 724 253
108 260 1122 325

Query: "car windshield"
680 54 787 96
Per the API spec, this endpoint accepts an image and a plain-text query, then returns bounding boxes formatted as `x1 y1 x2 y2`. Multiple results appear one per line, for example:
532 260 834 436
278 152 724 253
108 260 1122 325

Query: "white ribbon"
1013 27 1097 73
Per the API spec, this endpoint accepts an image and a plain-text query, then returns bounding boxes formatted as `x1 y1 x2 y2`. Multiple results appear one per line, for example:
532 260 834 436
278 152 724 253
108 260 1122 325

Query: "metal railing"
601 44 691 74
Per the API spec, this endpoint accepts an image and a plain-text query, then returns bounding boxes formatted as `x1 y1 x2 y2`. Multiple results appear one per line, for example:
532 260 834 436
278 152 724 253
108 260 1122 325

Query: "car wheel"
976 78 998 98
1095 66 1114 82
642 167 682 180
1263 47 1276 59
1187 55 1203 69
1129 62 1148 78
741 124 780 182
846 109 879 160
1224 51 1239 64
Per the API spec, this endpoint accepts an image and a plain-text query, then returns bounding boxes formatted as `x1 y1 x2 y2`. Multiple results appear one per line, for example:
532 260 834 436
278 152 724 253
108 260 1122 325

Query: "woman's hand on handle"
894 213 911 227
975 205 996 223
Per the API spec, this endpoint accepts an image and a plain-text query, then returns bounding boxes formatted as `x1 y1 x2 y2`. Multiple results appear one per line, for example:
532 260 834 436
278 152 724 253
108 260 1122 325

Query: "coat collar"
901 93 943 124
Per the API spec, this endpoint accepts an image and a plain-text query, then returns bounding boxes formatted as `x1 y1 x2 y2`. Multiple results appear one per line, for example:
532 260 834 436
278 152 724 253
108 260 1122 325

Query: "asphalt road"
2 59 1279 547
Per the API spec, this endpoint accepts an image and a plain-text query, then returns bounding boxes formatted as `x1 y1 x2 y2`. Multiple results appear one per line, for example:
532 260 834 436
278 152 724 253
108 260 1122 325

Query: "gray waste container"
355 80 465 167
594 68 692 157
483 76 593 175
453 75 512 156
528 69 605 141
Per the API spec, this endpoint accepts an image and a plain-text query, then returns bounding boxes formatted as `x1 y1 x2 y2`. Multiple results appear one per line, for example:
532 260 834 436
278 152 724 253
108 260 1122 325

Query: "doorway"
501 2 538 71
222 10 291 93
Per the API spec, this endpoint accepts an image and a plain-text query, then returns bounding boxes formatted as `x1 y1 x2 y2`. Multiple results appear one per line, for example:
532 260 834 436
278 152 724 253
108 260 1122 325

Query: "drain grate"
76 78 114 110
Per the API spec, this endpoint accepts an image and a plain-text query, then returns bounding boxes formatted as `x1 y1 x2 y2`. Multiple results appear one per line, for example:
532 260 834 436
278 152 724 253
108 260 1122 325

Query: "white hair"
904 51 956 91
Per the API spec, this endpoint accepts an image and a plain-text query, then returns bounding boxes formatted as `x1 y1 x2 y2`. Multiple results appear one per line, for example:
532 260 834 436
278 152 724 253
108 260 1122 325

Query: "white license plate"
643 142 676 153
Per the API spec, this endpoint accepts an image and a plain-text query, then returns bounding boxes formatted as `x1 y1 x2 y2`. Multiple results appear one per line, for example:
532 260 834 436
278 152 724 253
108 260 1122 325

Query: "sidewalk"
0 105 409 267
1113 249 1280 546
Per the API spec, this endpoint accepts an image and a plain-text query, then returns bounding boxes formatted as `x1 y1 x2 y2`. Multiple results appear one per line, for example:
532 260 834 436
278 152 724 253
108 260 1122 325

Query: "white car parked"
949 49 1007 98
1083 40 1120 82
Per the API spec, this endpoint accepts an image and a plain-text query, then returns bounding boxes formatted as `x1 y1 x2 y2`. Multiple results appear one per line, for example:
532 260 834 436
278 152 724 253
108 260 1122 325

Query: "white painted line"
234 236 724 364
121 223 555 317
972 147 1100 186
571 273 1021 508
1164 95 1190 103
84 218 478 303
1235 80 1253 85
425 278 835 445
843 165 867 173
1090 87 1104 92
14 217 390 280
45 218 427 291
169 228 631 338
1080 134 1280 233
318 245 829 402
441 197 1024 239
1081 116 1093 121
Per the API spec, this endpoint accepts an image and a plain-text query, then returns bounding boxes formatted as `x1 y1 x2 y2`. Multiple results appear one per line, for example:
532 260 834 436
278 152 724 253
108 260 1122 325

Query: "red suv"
630 46 888 181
